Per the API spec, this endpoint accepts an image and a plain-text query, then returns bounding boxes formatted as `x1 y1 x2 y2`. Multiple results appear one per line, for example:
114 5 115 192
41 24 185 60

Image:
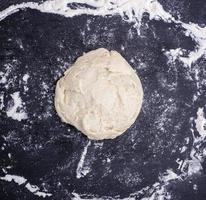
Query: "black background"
0 0 206 200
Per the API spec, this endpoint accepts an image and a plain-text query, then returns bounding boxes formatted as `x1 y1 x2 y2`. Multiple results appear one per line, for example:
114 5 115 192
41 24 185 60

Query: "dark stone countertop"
0 0 206 200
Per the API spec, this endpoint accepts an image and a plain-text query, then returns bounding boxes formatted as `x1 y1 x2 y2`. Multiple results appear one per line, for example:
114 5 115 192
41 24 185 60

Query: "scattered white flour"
195 108 206 138
0 174 52 198
0 72 7 84
180 145 187 153
72 169 181 200
6 92 28 121
1 143 6 151
8 153 11 158
23 73 30 83
188 159 203 176
16 39 24 50
179 23 206 67
186 108 206 176
94 141 103 149
0 0 206 66
22 74 30 91
0 0 206 199
42 81 49 91
159 169 181 182
76 141 91 179
0 94 4 110
0 174 27 185
164 48 183 63
0 65 10 85
0 60 20 89
71 177 172 200
175 108 206 179
121 45 125 51
0 0 173 24
164 23 206 67
193 184 198 190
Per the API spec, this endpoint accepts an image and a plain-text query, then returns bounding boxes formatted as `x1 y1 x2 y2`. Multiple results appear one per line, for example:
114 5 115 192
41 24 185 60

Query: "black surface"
0 0 206 200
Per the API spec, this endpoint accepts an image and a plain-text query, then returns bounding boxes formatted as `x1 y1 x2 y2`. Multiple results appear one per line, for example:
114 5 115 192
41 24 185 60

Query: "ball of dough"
55 48 143 140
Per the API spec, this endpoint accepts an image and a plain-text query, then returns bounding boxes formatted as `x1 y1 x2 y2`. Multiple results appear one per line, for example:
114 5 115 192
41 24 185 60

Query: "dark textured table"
0 0 206 200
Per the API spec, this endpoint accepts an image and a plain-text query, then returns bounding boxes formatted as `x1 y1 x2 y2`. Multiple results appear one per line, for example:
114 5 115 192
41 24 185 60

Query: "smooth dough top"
55 48 143 140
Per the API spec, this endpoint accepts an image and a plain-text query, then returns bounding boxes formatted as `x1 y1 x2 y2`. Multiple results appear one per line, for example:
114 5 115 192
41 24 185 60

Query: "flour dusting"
0 0 206 199
164 48 183 63
0 174 52 198
0 174 27 185
76 141 91 179
186 108 206 176
0 0 206 66
0 62 14 89
174 108 206 179
6 92 28 121
195 108 206 138
23 74 30 83
0 94 4 110
179 23 206 66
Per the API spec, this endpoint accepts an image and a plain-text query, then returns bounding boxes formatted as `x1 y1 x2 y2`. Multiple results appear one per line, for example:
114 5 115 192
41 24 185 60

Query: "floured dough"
55 48 143 140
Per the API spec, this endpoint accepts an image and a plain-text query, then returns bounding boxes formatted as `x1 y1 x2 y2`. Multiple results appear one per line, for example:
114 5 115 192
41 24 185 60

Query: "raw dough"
55 48 143 140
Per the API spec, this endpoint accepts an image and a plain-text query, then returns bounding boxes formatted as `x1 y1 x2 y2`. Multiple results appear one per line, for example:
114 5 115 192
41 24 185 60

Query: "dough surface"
55 48 143 140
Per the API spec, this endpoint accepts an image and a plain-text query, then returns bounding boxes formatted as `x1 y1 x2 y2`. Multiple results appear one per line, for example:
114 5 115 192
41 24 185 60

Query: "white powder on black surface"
6 92 27 121
186 108 206 176
0 0 205 199
0 72 7 84
23 74 30 91
0 94 4 110
0 63 13 88
0 174 52 198
23 74 30 83
76 141 91 179
195 108 206 138
0 0 206 67
164 48 183 63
